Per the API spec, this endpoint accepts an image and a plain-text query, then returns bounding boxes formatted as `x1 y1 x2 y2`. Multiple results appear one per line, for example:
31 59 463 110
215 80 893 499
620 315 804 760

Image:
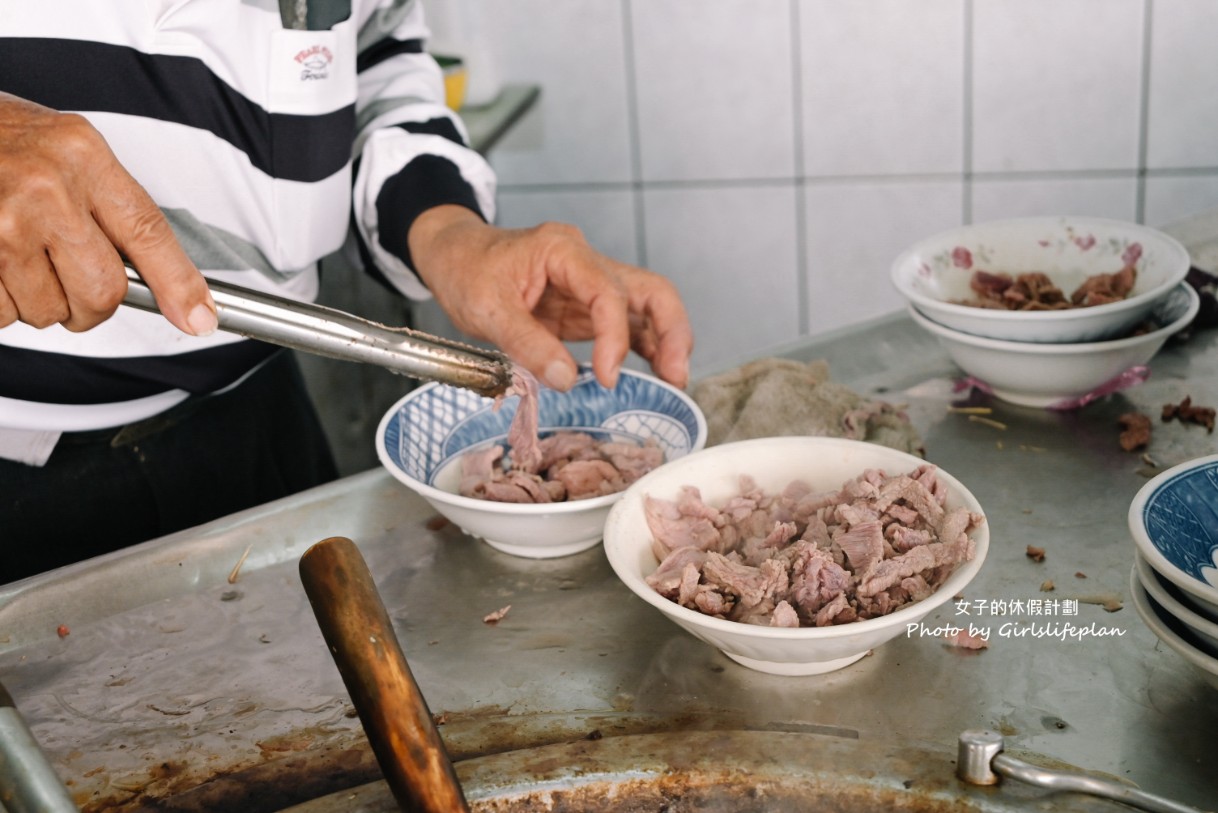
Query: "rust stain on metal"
78 742 378 813
256 732 318 755
468 772 982 813
66 719 996 813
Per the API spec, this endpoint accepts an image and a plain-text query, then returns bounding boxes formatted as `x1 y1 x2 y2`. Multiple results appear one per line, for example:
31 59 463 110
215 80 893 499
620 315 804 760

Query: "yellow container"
434 55 468 111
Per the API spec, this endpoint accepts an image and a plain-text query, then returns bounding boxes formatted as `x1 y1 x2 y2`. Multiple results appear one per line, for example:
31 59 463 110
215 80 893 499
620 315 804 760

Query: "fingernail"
543 360 576 391
187 303 218 336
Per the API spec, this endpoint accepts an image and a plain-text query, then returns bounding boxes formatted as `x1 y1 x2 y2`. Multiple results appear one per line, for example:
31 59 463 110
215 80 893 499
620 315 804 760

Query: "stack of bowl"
1127 454 1218 689
891 216 1196 408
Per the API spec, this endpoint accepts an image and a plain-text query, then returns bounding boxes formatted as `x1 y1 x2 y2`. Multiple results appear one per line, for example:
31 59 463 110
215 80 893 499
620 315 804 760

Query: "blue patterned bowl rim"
1130 453 1218 596
376 366 707 512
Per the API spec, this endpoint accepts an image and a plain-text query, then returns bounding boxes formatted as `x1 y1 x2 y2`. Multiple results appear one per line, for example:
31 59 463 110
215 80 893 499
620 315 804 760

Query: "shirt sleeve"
348 0 497 300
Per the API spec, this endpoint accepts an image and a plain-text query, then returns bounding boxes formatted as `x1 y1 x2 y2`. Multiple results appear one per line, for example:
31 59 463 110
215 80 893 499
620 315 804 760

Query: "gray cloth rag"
691 357 924 456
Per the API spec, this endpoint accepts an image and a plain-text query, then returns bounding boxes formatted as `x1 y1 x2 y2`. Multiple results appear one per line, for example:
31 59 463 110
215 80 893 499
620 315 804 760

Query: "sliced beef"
504 369 543 473
538 432 599 470
460 431 663 505
644 464 983 629
834 519 884 575
601 442 666 482
554 458 624 500
644 488 723 560
815 591 855 626
1072 264 1136 307
460 445 506 496
788 545 852 617
701 553 788 611
646 546 710 598
969 269 1012 299
460 369 664 504
771 600 800 628
959 265 1138 311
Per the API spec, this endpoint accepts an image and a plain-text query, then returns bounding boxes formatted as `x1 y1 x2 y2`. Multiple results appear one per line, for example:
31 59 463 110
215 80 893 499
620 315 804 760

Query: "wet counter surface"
1 312 1216 811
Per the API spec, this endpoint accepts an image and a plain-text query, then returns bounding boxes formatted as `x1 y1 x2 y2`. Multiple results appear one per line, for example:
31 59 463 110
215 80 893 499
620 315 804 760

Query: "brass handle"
299 537 469 813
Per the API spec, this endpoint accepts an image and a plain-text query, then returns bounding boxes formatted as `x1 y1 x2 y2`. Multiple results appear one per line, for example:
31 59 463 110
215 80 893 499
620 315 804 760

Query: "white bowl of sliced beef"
891 216 1190 343
377 366 707 559
603 436 989 676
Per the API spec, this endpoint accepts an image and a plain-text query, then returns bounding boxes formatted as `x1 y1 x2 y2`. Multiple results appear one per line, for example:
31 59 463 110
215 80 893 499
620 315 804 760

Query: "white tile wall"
971 176 1139 223
455 0 1218 373
972 0 1144 173
803 180 963 333
799 0 965 177
630 0 796 181
643 184 801 375
1145 175 1218 228
495 188 641 267
1145 0 1218 169
477 0 634 185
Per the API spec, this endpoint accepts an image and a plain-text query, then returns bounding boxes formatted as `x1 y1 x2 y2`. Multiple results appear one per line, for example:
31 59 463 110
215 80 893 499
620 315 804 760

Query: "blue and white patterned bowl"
1129 454 1218 620
376 366 707 559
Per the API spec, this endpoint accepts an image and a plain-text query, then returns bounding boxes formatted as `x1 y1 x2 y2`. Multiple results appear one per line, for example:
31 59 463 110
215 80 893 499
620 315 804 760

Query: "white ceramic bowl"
1129 567 1218 691
603 437 989 676
892 216 1190 343
1129 453 1218 621
1133 552 1218 650
909 282 1199 408
377 367 707 559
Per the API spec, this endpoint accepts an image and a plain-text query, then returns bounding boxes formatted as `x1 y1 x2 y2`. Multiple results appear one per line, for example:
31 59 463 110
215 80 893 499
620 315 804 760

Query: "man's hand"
408 205 693 392
0 92 216 335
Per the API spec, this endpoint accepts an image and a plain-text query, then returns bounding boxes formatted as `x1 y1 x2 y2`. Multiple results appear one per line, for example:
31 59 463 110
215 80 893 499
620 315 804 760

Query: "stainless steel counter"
2 311 1216 812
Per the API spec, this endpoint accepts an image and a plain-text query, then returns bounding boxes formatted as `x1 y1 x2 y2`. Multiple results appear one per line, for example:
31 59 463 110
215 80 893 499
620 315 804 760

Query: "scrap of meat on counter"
460 369 664 504
483 605 511 624
944 628 989 650
1162 396 1216 433
962 265 1136 311
643 465 983 628
1118 412 1153 451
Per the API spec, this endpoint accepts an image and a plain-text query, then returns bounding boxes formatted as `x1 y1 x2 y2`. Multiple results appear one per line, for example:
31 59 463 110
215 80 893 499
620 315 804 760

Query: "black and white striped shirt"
0 0 496 439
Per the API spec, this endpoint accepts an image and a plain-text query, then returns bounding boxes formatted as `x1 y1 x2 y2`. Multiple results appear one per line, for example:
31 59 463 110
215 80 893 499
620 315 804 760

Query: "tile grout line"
620 0 648 269
1136 0 1153 224
496 166 1218 196
962 0 974 224
790 0 810 336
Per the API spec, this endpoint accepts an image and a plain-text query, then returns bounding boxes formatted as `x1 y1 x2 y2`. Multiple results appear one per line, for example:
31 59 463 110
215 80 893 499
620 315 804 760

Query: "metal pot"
278 729 1130 813
293 537 1150 813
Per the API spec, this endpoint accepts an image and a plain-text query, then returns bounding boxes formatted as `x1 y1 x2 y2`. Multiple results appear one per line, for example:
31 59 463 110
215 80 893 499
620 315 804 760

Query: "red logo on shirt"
295 44 333 81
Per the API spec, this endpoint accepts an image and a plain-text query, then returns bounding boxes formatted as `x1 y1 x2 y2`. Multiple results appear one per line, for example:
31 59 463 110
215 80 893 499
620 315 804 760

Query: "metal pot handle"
958 730 1210 813
0 681 77 813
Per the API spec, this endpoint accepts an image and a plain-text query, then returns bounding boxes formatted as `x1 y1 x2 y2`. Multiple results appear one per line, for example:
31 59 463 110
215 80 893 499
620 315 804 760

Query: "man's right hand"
0 92 216 335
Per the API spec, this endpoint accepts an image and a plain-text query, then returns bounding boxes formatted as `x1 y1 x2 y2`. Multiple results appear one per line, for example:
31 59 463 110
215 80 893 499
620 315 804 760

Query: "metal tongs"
121 268 513 398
